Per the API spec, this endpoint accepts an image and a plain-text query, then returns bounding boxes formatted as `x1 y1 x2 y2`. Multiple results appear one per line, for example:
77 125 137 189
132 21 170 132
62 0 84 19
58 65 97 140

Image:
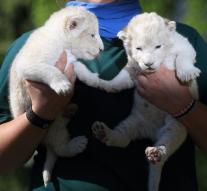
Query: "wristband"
26 106 54 129
172 99 196 119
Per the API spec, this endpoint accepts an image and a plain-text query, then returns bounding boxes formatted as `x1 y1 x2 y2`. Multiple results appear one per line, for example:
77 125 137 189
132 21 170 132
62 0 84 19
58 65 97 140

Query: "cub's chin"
81 51 99 61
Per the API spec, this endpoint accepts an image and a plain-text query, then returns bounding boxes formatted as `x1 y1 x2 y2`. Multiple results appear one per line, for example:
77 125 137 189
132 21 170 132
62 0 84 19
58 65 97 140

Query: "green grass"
196 148 207 191
0 168 30 191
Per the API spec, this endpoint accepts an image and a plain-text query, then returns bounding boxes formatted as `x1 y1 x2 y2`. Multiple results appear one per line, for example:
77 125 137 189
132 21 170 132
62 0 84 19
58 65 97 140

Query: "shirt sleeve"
0 32 31 124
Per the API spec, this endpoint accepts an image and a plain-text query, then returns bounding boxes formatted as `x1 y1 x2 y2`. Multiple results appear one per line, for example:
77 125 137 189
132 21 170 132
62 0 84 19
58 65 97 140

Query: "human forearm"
0 113 47 172
178 101 207 151
0 52 75 172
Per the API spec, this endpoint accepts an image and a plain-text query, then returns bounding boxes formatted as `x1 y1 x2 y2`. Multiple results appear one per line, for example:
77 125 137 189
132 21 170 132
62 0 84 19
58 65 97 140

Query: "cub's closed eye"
155 45 161 49
136 47 142 51
91 34 95 38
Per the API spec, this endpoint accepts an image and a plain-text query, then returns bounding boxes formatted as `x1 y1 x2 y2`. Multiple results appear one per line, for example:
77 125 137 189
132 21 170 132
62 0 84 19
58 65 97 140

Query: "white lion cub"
92 12 200 191
9 6 103 187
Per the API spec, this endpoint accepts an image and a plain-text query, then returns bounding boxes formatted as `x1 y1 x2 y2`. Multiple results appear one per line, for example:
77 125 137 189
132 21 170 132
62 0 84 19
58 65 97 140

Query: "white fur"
9 6 104 187
92 12 200 191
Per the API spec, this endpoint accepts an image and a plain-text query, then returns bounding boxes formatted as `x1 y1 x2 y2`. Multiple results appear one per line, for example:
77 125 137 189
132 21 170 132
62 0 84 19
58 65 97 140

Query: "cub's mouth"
144 67 156 73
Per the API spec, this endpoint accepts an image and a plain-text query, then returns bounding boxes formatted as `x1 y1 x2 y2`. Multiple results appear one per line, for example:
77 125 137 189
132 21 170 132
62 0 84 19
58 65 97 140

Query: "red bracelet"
172 99 196 119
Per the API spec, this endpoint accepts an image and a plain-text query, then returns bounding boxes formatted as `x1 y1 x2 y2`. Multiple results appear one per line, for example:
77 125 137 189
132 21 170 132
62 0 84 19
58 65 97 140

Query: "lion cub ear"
164 19 176 32
117 27 128 41
64 16 85 34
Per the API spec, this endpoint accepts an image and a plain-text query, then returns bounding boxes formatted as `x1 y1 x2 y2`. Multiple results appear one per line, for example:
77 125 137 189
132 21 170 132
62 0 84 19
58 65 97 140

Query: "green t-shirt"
0 23 206 191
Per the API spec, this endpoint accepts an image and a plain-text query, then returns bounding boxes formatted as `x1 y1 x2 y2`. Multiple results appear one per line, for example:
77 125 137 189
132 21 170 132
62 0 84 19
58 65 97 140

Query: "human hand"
25 51 76 120
136 65 193 115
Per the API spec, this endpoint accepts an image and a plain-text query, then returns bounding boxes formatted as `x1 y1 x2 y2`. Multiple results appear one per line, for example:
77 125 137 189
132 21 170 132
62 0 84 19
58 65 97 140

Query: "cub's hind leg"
146 116 187 191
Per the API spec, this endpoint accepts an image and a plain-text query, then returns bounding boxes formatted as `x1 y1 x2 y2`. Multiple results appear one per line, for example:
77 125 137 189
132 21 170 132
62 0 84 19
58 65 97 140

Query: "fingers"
64 64 76 83
55 51 76 83
25 80 45 90
55 51 67 72
136 85 145 96
136 74 150 98
25 80 53 96
136 74 148 87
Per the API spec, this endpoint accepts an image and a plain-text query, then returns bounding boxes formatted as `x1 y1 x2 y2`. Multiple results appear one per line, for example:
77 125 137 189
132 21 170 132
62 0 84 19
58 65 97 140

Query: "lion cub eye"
91 34 95 38
155 45 161 49
136 47 142 51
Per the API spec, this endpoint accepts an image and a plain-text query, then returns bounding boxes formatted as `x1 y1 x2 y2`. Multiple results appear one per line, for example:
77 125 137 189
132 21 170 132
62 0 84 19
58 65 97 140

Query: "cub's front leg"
175 55 201 82
173 33 201 82
16 62 72 95
98 68 134 93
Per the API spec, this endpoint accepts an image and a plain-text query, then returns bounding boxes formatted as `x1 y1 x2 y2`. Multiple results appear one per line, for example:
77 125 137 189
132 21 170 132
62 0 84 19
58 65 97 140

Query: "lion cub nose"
145 63 153 67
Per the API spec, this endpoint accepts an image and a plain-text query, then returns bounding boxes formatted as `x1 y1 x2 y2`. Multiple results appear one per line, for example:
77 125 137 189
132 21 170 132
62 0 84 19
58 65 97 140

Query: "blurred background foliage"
0 0 206 190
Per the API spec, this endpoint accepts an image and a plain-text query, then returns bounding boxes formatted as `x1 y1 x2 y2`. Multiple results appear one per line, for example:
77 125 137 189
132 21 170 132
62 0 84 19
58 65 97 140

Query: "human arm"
0 52 75 172
136 65 207 151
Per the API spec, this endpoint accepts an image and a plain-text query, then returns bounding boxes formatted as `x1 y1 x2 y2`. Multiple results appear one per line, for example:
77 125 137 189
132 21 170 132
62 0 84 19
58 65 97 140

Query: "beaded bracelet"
172 99 196 119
